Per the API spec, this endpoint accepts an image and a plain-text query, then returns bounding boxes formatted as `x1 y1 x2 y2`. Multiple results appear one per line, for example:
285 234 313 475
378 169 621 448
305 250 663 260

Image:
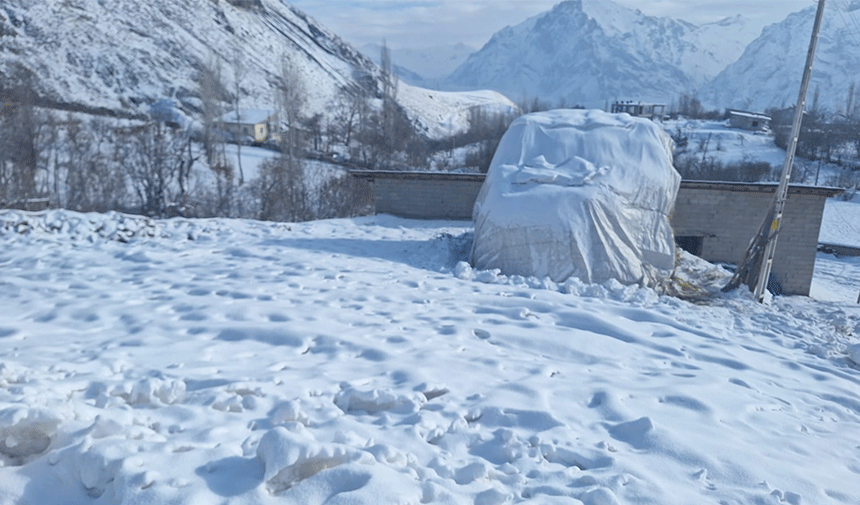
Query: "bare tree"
57 117 130 212
63 116 95 210
329 85 368 152
316 172 373 219
461 107 515 173
256 155 308 222
195 56 228 167
304 113 323 152
811 85 821 120
0 65 48 208
195 56 236 216
377 39 409 168
121 121 191 217
231 48 247 185
255 54 310 222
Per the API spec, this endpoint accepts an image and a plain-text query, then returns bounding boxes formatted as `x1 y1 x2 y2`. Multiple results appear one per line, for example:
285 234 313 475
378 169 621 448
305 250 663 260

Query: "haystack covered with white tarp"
471 109 681 287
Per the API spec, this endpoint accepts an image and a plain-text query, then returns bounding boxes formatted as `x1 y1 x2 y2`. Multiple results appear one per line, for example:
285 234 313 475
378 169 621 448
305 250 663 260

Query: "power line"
833 0 860 47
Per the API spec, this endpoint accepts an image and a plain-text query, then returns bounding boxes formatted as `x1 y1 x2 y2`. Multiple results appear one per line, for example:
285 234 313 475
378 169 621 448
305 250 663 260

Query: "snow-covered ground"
664 119 787 170
820 195 860 249
811 252 860 303
814 194 860 303
397 85 519 140
663 118 860 187
1 208 859 505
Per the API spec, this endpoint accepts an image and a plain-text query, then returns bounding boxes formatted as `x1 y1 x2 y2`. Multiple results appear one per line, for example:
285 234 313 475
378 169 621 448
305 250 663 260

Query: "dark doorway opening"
676 236 704 257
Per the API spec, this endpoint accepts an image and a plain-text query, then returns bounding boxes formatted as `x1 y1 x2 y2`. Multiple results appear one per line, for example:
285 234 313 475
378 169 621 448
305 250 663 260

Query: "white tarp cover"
471 109 681 287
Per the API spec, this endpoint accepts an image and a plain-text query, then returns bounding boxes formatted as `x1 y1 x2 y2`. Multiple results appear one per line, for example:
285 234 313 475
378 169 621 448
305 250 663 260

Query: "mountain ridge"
701 3 860 114
444 0 759 108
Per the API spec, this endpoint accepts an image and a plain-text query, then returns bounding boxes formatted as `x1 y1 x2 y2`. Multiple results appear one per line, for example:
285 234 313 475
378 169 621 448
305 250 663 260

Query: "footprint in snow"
472 329 491 340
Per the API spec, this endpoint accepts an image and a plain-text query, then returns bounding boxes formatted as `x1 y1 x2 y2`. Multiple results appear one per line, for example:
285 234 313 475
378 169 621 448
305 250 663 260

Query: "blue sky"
289 0 817 49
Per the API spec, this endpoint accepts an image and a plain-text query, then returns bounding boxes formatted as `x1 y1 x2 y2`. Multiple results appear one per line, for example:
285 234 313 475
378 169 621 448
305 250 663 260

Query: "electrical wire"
833 0 860 48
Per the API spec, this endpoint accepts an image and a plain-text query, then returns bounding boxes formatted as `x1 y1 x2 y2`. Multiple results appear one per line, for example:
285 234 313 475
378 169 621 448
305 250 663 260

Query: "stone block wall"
351 172 841 296
671 182 838 296
352 171 484 220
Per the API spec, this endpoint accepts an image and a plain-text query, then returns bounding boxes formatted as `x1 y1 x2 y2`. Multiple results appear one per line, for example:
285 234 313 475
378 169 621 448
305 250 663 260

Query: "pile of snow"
472 109 680 287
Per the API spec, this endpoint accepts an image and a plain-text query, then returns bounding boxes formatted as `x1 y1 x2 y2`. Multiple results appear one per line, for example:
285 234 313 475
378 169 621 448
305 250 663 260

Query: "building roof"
729 110 771 121
218 109 277 125
680 180 842 197
350 171 844 197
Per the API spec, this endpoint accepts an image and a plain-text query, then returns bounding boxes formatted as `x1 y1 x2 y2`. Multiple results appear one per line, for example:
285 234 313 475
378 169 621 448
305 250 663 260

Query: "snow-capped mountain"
445 0 759 108
701 2 860 114
0 0 509 139
361 42 476 85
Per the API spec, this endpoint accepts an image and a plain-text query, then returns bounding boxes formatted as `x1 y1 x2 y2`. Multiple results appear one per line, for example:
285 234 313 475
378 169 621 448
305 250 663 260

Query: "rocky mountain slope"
0 0 510 139
701 2 860 114
444 0 759 108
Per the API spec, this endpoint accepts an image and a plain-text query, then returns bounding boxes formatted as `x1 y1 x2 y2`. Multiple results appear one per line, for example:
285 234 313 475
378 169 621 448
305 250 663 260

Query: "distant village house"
216 109 278 143
611 101 666 121
728 110 771 132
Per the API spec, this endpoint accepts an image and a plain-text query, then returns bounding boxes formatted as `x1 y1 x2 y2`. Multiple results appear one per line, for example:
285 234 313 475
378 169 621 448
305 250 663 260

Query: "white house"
611 101 666 121
216 109 277 143
728 110 771 132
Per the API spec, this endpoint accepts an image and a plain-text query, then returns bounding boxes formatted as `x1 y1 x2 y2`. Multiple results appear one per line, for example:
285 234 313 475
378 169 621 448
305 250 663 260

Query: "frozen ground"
0 209 859 505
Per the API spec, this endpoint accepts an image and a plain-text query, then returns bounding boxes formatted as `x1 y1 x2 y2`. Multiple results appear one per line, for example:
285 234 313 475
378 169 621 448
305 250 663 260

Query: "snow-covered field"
814 194 860 303
664 119 787 171
1 209 859 505
820 195 860 249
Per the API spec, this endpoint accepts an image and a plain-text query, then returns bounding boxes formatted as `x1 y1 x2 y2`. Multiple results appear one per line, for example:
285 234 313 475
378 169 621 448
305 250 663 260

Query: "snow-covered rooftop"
218 109 277 125
729 110 772 121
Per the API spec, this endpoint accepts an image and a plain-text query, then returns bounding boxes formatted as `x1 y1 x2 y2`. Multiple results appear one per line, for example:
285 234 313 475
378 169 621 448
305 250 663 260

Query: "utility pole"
724 0 827 302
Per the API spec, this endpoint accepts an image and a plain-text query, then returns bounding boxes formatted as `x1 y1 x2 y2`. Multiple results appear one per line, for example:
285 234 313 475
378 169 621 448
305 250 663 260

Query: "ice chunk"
256 425 366 494
334 387 425 415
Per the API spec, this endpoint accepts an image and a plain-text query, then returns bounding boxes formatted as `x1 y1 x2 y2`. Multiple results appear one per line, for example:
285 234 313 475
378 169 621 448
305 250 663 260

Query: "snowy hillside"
0 208 859 504
0 0 507 139
444 0 759 107
701 2 860 113
397 86 518 140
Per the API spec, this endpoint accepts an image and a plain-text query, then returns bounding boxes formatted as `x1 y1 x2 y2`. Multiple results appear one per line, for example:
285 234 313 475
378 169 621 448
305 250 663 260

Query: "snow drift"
471 109 680 287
